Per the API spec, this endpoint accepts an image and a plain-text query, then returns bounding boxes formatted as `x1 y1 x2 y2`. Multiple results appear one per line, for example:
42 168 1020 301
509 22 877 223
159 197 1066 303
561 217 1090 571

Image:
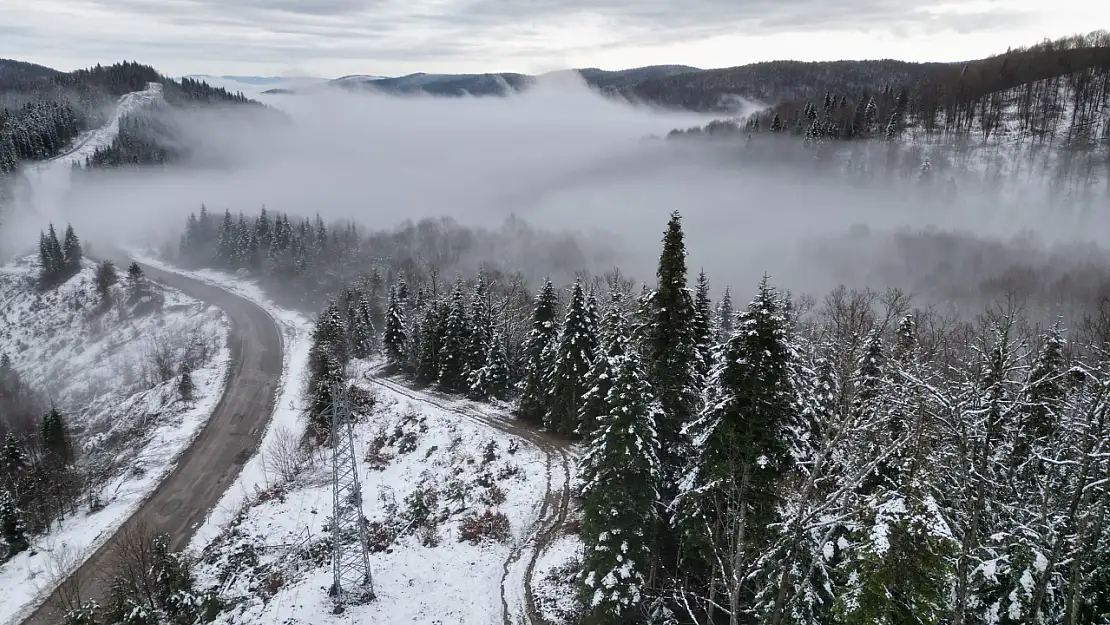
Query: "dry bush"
107 519 161 605
365 521 397 553
44 541 86 616
459 510 511 545
263 424 307 483
418 524 441 548
480 484 507 507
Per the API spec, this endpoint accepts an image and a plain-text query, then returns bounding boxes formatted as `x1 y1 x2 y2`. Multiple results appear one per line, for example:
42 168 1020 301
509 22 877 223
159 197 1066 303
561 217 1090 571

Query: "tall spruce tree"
693 269 713 377
1 489 28 555
643 211 704 580
383 287 408 369
469 333 512 401
438 279 472 392
177 361 194 402
578 341 662 624
307 300 347 430
518 279 560 426
715 286 734 342
674 277 800 619
579 291 630 438
416 301 447 384
41 405 73 466
62 224 82 275
349 294 377 360
546 279 598 436
468 276 493 377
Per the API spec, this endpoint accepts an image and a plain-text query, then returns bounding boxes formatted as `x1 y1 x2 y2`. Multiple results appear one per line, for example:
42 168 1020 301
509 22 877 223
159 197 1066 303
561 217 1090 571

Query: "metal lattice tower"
329 384 375 611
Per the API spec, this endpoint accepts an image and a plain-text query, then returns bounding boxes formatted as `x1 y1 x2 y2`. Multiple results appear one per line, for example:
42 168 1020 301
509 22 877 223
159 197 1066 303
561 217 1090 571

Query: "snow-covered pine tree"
349 294 377 360
2 433 26 473
216 209 237 268
177 361 194 402
416 301 447 384
578 343 661 624
383 287 408 369
643 211 704 580
715 286 734 343
579 291 630 438
693 270 713 378
0 489 28 555
438 279 472 392
468 275 493 378
546 279 598 436
235 213 255 269
518 279 560 426
674 277 800 621
307 300 348 430
469 333 512 401
62 224 82 275
41 405 73 466
1013 320 1065 470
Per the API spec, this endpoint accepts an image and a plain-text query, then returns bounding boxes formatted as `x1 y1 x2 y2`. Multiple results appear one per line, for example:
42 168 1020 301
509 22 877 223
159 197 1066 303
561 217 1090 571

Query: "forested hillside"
0 61 259 176
155 204 1110 625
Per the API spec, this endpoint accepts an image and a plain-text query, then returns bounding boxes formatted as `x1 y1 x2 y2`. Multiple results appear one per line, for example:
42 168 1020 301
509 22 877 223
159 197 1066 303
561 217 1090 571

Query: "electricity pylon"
329 383 375 611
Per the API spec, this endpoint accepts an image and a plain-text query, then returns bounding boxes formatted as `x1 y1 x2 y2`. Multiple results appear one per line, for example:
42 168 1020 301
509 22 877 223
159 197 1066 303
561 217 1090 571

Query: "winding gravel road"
21 258 284 625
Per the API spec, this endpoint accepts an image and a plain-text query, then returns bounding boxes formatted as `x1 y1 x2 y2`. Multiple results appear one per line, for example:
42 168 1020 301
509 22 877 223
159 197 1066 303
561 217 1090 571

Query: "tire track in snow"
364 375 575 625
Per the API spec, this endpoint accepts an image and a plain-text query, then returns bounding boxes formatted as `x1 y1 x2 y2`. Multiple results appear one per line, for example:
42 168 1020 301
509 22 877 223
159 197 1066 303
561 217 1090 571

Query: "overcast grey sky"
1 0 1105 78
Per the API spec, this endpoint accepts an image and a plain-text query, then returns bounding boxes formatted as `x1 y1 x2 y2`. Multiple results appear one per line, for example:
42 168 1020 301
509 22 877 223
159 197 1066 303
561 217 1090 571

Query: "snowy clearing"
127 256 583 625
0 253 229 625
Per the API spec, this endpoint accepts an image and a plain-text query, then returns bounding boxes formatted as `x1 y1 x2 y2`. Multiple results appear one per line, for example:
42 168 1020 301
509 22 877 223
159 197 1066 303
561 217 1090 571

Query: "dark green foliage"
469 334 512 401
578 343 661 624
94 260 118 301
62 224 82 273
692 269 713 377
675 277 799 606
578 292 630 438
545 279 597 436
437 280 472 392
307 300 348 431
0 489 28 556
177 361 194 402
383 287 408 369
349 295 377 360
416 302 447 384
517 279 560 426
40 405 73 466
2 432 26 472
715 286 734 342
126 262 151 301
62 601 101 625
38 223 67 286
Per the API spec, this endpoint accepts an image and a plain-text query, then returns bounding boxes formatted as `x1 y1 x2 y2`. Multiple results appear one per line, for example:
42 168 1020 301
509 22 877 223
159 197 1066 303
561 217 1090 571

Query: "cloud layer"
2 0 1104 77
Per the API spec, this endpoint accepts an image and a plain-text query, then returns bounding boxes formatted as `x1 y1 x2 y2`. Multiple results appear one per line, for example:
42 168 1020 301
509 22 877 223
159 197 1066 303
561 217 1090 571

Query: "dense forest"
0 61 259 176
166 204 1110 625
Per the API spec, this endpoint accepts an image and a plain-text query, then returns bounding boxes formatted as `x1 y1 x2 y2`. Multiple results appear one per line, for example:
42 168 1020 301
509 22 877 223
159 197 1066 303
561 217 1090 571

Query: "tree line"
288 210 1110 624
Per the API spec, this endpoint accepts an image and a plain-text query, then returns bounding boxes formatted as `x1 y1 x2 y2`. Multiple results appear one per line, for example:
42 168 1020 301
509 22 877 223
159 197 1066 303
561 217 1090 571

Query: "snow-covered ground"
129 256 581 625
18 82 164 229
0 253 229 625
532 533 583 624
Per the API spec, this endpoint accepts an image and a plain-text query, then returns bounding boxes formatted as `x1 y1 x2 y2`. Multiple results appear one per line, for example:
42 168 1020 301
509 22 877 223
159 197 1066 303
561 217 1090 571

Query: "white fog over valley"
2 21 1110 625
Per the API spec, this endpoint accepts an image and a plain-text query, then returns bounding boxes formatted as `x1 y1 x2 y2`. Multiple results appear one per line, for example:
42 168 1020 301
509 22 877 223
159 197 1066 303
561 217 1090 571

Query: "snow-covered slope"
0 254 229 625
128 257 584 625
15 82 163 229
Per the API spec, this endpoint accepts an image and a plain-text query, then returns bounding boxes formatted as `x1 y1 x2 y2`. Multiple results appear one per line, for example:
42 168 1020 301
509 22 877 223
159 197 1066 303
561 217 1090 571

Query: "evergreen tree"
307 300 347 430
693 270 713 377
216 209 236 268
62 224 82 274
41 405 74 466
2 433 26 473
383 287 408 369
518 279 560 426
349 294 377 360
38 223 64 284
578 344 661 624
416 302 447 384
93 260 118 301
643 211 704 575
469 333 512 401
1014 321 1066 470
468 276 493 377
715 286 734 342
579 291 630 438
0 489 28 555
126 262 150 300
674 277 800 618
177 361 194 402
438 280 472 392
546 279 598 436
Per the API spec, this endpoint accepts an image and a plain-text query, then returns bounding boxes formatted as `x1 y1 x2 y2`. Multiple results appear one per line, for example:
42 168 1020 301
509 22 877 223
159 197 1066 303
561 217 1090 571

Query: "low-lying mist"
4 71 1110 320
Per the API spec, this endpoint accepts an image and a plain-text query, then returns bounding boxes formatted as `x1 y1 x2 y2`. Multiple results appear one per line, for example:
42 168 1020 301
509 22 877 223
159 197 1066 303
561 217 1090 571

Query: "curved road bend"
21 259 284 625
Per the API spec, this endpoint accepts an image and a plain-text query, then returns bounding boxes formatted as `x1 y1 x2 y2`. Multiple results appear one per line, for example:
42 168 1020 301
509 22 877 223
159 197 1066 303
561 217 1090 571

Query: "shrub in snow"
459 510 510 545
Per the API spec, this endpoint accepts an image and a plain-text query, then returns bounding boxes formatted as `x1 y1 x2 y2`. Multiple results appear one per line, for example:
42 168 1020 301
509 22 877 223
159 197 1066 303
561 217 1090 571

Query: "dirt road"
364 376 575 625
20 259 283 625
